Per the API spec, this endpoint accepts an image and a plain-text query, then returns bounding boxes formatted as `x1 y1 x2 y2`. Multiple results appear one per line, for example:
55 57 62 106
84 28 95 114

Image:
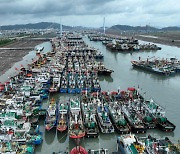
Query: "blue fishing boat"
96 99 114 133
60 77 68 93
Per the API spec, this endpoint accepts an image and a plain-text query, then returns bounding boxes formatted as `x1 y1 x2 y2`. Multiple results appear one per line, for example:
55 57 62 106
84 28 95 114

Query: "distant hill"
161 26 180 31
1 22 85 30
107 25 180 33
1 22 180 32
106 25 158 33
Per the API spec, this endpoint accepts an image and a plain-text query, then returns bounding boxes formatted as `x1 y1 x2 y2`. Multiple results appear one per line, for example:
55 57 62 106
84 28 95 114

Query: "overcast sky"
0 0 180 27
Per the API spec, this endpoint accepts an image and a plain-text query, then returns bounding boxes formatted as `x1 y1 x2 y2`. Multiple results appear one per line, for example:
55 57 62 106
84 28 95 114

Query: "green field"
0 39 14 47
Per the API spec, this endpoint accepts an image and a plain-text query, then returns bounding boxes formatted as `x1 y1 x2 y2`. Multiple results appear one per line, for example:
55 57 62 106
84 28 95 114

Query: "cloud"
0 0 180 27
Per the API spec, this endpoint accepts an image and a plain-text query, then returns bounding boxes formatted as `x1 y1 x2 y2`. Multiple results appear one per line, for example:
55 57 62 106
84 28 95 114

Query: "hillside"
1 22 84 30
107 25 180 33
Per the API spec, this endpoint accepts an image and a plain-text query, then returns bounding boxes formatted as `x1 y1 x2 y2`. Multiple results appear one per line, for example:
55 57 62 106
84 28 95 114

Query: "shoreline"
0 39 44 75
135 35 180 48
107 31 180 48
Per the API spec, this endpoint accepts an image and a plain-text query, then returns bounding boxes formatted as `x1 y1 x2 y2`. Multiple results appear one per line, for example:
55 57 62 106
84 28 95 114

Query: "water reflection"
45 129 56 145
131 67 168 80
57 132 68 143
99 75 113 82
81 138 100 151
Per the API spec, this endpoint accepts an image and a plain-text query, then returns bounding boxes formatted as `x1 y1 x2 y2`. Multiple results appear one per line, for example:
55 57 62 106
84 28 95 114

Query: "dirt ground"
107 31 180 48
135 31 180 47
0 39 44 74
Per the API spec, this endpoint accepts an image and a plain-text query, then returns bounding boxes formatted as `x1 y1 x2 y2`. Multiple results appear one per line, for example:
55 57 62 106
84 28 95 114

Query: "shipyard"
0 0 180 154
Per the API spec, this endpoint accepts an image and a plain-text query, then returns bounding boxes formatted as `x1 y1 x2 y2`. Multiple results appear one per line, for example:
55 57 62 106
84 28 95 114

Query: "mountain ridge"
1 22 180 31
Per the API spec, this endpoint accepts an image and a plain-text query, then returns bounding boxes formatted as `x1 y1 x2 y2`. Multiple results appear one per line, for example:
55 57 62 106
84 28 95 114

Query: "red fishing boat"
57 100 69 132
70 146 88 154
69 99 85 139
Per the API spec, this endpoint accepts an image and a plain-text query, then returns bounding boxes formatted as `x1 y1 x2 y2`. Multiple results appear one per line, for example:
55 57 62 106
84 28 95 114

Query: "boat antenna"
103 17 105 35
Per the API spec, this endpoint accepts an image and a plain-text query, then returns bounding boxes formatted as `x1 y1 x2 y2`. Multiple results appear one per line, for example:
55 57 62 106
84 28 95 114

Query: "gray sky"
0 0 180 27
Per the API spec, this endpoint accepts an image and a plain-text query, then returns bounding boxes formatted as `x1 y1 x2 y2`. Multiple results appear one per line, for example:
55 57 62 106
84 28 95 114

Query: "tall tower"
0 25 2 35
60 19 62 37
103 17 105 35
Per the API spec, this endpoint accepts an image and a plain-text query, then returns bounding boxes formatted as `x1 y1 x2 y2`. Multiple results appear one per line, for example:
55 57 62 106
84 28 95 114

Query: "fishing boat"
36 73 51 85
0 141 35 154
76 79 84 94
131 98 156 129
60 75 68 93
115 134 145 154
95 51 104 59
140 135 180 153
108 102 130 134
122 103 147 134
45 98 57 131
131 58 178 76
70 146 88 154
96 62 114 75
18 143 35 154
92 77 101 92
145 99 176 132
102 68 114 75
0 141 17 154
96 99 114 133
26 133 43 145
49 75 61 93
82 100 99 138
88 148 109 154
69 99 85 139
35 46 44 54
57 100 69 132
68 80 76 94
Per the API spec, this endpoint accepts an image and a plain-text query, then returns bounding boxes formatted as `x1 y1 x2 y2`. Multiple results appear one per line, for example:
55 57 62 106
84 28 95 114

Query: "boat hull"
60 88 67 93
157 120 176 132
70 146 88 154
57 126 67 132
69 132 86 139
132 62 172 76
68 88 76 94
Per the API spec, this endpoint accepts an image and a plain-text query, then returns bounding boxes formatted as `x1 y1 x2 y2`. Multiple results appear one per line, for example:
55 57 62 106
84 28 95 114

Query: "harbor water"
2 37 179 153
